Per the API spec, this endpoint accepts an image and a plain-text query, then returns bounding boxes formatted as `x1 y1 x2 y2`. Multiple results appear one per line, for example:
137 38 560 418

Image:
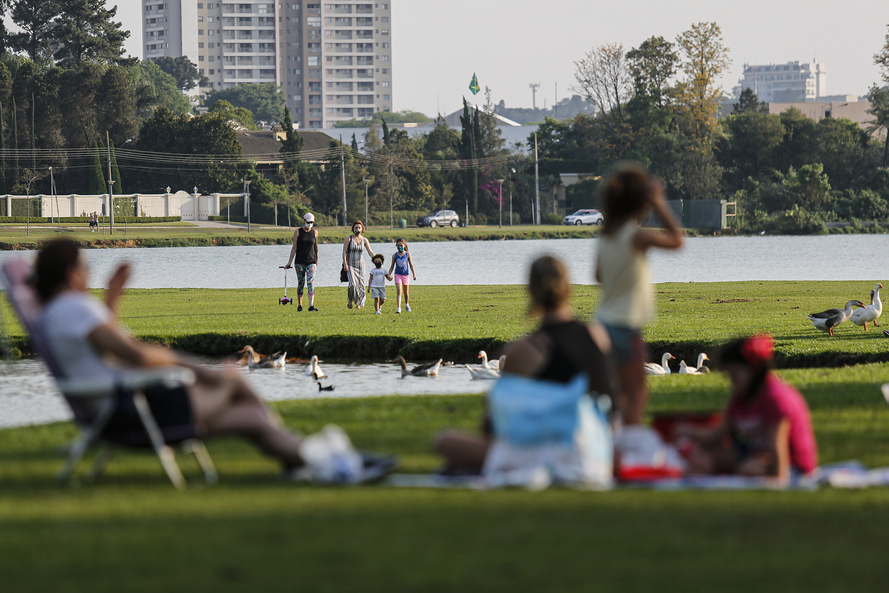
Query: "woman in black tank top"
435 255 613 474
283 213 319 311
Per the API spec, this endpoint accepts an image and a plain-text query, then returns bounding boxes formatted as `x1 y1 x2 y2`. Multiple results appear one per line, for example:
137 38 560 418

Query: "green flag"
469 73 480 95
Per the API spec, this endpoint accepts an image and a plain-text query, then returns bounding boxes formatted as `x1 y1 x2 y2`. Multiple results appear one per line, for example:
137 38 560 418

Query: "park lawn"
0 365 888 592
0 223 600 250
4 281 889 365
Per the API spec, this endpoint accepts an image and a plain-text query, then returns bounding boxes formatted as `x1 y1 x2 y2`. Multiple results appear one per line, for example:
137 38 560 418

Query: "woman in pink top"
680 335 818 481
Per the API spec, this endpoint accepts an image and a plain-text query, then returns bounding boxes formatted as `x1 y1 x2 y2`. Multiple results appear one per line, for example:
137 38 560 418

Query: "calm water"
0 359 491 429
1 234 888 289
2 234 889 428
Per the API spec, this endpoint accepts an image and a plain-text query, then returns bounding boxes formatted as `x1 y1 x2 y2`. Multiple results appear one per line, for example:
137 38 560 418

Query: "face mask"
353 228 361 235
397 246 404 252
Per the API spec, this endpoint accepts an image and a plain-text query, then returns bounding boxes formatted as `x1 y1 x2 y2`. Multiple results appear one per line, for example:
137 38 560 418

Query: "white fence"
2 192 245 220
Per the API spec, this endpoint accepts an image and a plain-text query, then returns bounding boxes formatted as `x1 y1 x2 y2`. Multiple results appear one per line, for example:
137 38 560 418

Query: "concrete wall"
3 192 223 220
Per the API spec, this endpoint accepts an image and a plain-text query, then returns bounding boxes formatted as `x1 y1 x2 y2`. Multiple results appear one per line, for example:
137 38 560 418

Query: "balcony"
335 32 353 40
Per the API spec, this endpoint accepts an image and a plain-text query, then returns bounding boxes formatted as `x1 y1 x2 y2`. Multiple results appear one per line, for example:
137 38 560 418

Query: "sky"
113 1 887 117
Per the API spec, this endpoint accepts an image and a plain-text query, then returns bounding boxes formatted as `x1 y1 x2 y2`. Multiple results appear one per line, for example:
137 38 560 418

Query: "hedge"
0 216 182 224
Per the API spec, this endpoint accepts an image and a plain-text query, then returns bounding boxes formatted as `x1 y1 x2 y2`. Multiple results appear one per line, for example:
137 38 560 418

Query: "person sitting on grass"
434 255 613 474
678 335 818 482
34 239 309 479
368 253 390 315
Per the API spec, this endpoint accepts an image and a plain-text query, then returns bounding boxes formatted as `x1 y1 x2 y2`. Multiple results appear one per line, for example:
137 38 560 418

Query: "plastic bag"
298 425 363 484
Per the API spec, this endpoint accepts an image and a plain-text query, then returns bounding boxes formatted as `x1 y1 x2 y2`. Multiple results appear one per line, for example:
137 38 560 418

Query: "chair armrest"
58 367 196 398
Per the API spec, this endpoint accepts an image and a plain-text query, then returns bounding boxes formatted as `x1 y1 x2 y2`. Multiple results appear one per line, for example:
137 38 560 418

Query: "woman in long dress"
342 220 375 309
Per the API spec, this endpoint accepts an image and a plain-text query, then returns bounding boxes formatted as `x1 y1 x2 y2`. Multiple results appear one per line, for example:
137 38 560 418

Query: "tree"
866 85 889 167
153 56 207 91
0 0 13 53
674 22 731 147
626 36 678 109
875 24 889 85
132 59 193 117
208 100 258 130
571 42 632 119
52 0 131 67
733 87 768 114
206 83 285 124
88 140 107 195
718 111 784 190
8 0 62 61
98 66 138 145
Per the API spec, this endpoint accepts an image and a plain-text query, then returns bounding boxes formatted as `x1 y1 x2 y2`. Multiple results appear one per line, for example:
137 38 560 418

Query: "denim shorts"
600 322 646 364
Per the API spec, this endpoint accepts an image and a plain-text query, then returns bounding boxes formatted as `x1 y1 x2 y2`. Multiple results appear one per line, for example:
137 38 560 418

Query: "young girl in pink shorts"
387 237 416 313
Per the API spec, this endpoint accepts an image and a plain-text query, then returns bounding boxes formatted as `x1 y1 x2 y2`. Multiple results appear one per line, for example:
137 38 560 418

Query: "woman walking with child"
387 237 417 313
342 220 376 309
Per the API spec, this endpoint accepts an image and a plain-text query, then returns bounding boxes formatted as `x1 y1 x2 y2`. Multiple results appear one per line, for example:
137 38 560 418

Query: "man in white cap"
283 212 320 311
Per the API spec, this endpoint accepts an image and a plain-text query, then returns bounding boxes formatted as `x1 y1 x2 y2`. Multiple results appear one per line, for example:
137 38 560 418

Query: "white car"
563 209 604 226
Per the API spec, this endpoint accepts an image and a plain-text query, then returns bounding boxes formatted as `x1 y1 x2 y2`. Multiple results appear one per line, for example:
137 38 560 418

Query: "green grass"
0 223 601 250
4 281 888 365
1 365 888 592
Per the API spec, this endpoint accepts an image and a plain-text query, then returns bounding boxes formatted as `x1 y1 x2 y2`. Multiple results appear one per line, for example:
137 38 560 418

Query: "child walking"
368 253 391 314
387 237 417 313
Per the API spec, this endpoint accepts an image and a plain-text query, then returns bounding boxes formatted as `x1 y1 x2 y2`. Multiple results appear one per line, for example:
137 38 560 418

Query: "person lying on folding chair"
33 239 307 479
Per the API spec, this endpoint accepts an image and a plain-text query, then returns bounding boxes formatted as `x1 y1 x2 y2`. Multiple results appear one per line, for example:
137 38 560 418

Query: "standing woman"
283 212 319 312
342 220 375 309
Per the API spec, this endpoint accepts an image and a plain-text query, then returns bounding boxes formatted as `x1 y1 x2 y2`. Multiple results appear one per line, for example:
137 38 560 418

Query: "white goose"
305 355 326 380
807 300 865 336
850 284 883 331
644 353 674 376
478 350 501 370
679 353 710 375
466 356 504 380
678 360 702 375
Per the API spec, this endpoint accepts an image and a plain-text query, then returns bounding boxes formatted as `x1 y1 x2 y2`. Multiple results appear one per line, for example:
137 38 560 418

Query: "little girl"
678 335 818 481
368 253 390 314
387 237 416 313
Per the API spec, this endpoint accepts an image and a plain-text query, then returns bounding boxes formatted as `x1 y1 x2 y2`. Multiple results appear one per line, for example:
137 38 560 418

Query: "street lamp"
496 179 505 228
242 177 252 232
509 168 515 226
363 178 370 226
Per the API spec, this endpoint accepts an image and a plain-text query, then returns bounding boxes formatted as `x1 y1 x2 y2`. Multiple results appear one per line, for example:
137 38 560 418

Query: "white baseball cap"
303 212 315 223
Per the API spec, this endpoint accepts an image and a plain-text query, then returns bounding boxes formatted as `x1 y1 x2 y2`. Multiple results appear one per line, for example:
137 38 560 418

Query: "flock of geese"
806 283 883 336
234 346 508 387
644 352 710 376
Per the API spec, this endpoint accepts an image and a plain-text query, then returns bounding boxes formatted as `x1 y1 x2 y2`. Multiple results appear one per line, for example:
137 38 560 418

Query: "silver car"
563 209 604 226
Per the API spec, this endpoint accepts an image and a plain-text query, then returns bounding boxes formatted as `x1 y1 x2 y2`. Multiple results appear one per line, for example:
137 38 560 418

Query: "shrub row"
0 216 182 224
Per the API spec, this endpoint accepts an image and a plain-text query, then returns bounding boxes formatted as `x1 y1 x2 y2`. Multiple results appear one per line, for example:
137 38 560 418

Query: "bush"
759 208 827 235
543 212 563 225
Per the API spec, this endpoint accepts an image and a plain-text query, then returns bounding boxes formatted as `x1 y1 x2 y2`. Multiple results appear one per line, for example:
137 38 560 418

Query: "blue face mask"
397 246 404 252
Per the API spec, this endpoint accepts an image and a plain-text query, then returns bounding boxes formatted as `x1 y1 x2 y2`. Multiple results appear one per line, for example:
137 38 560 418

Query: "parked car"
417 210 460 228
563 209 604 226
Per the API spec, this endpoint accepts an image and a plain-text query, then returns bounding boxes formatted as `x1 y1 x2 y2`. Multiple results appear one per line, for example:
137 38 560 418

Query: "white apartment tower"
734 60 827 103
142 1 393 129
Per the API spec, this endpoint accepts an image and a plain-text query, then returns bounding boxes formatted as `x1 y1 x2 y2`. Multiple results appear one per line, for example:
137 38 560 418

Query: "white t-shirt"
369 267 387 287
596 221 655 328
40 292 116 383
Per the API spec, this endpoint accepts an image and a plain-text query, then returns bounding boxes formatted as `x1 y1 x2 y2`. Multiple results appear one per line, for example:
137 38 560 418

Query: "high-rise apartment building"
734 60 827 103
142 1 393 129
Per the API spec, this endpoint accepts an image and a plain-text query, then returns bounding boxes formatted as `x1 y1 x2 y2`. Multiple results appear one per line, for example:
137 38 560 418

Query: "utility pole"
534 134 541 225
496 179 504 228
363 178 370 225
340 136 347 224
509 168 515 226
106 130 115 235
243 176 252 232
529 83 540 110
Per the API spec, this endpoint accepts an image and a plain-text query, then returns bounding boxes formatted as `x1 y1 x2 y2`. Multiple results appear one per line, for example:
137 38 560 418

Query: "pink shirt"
725 374 818 474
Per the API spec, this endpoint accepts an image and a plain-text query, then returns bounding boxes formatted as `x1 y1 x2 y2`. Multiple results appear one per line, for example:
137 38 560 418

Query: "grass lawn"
4 281 888 365
1 364 888 592
0 223 601 250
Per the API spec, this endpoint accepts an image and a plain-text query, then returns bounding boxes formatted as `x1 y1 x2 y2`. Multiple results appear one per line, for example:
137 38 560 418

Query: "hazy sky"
114 1 887 117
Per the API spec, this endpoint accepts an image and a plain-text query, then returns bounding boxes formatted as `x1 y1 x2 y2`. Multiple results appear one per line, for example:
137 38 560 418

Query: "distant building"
142 1 393 130
734 60 827 102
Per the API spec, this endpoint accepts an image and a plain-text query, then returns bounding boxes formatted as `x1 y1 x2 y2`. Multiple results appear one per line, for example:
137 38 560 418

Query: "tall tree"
875 24 889 85
571 42 632 119
52 0 130 67
0 0 13 54
866 85 889 168
98 66 138 145
626 36 678 109
88 140 107 195
8 0 62 61
733 87 768 114
206 83 286 124
278 105 304 196
153 56 207 91
674 22 731 147
132 59 193 117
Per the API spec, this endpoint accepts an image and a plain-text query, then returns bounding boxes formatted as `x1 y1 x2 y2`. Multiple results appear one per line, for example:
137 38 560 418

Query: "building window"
198 16 204 22
382 81 389 87
382 42 388 48
198 29 204 35
199 55 205 61
383 94 389 100
209 69 215 74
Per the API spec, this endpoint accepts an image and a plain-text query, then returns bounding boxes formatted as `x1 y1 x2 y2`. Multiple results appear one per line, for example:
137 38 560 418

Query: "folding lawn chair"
0 258 217 489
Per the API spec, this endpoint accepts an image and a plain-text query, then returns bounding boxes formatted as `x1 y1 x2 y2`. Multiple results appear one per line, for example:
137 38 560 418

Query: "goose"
237 345 265 367
806 300 865 336
305 355 327 380
680 353 710 375
466 356 504 380
644 353 674 376
850 284 883 331
266 351 287 369
478 350 501 370
678 360 702 375
394 356 442 378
